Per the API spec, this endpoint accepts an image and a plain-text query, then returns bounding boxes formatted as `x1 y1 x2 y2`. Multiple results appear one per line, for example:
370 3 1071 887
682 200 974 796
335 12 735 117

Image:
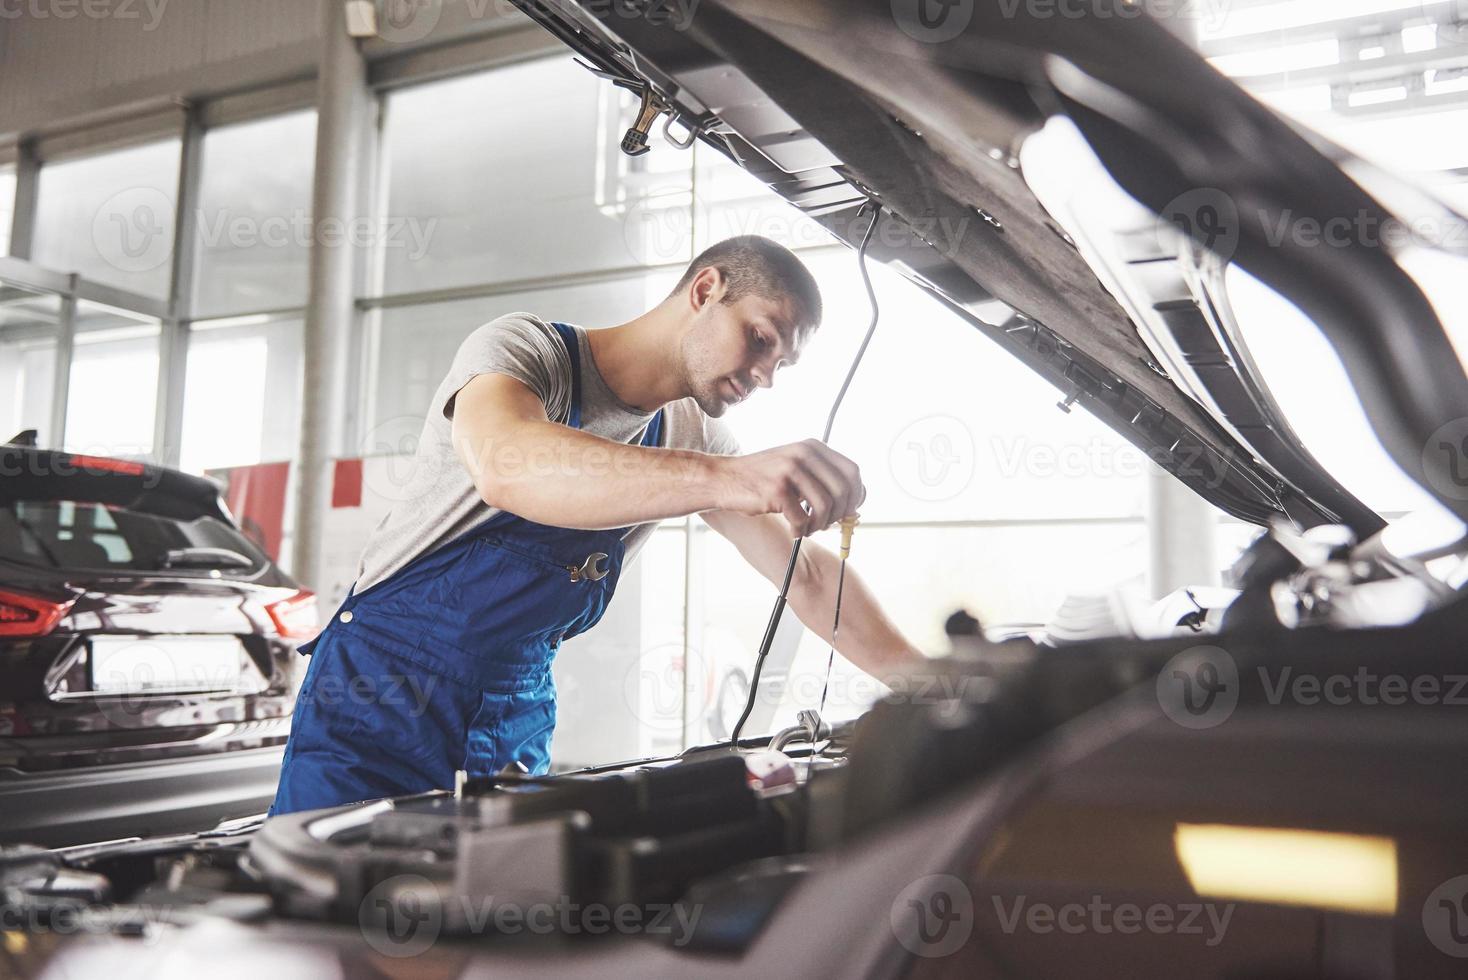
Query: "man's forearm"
458 420 724 529
788 541 928 688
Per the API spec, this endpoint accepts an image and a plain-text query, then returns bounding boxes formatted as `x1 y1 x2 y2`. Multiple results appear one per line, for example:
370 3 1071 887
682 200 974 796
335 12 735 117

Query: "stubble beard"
680 328 729 418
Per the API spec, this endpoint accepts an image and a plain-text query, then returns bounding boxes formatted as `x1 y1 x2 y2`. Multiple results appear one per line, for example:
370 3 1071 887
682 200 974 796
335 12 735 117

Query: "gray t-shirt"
355 312 741 593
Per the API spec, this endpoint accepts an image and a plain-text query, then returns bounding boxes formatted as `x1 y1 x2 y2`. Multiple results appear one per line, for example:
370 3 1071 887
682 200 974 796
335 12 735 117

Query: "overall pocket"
462 678 556 776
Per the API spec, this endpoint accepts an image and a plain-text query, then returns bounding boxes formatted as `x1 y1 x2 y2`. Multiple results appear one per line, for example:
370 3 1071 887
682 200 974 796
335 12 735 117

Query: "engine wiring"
729 199 885 746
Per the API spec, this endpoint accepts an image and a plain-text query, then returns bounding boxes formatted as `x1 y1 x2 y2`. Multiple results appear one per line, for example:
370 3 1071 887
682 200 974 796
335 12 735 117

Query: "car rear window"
0 500 270 575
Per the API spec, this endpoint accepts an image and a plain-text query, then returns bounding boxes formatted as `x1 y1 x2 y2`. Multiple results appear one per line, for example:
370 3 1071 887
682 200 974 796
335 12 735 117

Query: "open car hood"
512 0 1468 536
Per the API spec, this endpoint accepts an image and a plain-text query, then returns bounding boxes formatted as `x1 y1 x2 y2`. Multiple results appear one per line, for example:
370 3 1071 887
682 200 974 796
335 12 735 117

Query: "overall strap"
548 321 584 429
639 403 664 448
550 320 665 447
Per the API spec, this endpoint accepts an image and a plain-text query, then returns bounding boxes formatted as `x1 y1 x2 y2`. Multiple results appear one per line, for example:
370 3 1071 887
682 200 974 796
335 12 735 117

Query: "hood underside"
518 0 1468 533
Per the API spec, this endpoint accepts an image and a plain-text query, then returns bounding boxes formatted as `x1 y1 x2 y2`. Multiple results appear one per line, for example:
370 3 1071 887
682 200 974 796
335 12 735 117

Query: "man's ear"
688 265 723 313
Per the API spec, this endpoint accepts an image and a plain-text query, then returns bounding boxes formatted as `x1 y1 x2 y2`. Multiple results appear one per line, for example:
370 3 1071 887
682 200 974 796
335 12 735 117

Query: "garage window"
180 316 305 474
0 282 61 447
64 306 161 459
33 139 181 300
190 111 318 319
376 56 689 295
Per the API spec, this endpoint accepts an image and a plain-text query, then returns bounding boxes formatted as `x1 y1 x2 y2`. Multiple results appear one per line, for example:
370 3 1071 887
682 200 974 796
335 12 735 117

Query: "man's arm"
451 372 867 535
452 372 721 529
700 507 929 687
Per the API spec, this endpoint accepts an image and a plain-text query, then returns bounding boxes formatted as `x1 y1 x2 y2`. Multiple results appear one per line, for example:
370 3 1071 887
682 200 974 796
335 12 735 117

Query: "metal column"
154 108 204 469
49 283 77 447
293 0 371 587
8 140 38 261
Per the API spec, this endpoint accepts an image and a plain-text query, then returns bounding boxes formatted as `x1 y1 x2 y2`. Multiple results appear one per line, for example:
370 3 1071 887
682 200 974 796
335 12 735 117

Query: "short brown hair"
671 235 822 328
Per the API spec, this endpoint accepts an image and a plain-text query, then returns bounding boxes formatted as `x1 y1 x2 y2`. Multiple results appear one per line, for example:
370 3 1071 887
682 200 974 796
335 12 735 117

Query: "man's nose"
751 356 780 389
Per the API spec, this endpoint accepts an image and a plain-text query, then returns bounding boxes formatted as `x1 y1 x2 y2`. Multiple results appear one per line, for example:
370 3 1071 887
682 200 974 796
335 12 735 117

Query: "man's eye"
752 331 770 350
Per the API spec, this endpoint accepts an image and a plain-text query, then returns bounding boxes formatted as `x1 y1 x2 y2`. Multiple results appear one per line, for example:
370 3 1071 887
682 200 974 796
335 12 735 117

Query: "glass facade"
377 57 690 294
18 118 316 465
34 139 182 298
65 305 162 458
190 112 317 317
180 316 305 473
0 282 61 445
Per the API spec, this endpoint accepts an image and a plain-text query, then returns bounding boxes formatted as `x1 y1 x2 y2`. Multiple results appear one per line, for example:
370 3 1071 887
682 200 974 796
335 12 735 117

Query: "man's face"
680 282 813 418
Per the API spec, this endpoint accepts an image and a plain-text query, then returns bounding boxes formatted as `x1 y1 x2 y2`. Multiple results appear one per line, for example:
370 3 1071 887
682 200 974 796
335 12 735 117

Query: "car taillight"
266 590 319 640
0 590 73 638
66 454 145 476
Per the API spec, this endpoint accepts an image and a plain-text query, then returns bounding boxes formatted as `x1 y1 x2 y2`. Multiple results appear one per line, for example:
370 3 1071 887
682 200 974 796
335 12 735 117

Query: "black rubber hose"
729 200 883 745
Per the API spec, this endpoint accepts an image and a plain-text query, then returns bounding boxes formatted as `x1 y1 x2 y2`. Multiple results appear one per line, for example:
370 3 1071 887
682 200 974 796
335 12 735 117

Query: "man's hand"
710 439 866 539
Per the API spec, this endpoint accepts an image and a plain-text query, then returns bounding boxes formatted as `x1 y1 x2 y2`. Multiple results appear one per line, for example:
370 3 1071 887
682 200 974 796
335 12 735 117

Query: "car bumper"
0 745 284 848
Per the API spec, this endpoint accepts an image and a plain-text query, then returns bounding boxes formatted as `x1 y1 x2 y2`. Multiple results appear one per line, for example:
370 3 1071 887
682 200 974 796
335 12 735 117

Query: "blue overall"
268 322 663 815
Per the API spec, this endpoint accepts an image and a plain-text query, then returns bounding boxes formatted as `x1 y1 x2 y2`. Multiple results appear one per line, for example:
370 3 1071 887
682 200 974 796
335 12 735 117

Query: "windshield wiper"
157 547 254 570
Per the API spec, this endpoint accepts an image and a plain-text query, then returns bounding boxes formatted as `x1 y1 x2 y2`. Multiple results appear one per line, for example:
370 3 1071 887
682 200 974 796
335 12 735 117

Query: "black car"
0 438 315 847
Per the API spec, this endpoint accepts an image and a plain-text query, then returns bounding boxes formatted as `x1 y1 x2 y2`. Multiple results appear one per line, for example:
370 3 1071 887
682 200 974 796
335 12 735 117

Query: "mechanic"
269 235 929 815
